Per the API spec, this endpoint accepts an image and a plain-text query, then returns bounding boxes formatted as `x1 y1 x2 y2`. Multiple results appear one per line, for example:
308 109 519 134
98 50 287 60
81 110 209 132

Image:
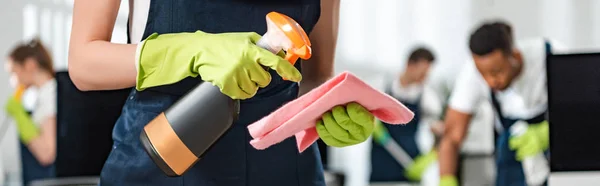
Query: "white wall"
337 0 600 83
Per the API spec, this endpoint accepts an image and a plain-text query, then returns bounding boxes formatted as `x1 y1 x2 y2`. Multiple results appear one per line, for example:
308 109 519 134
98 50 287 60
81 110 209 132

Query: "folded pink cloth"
247 71 415 152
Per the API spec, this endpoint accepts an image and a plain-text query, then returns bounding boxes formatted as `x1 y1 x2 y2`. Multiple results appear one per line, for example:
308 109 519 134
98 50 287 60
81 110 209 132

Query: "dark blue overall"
492 41 551 186
20 112 55 185
370 82 422 182
99 1 324 185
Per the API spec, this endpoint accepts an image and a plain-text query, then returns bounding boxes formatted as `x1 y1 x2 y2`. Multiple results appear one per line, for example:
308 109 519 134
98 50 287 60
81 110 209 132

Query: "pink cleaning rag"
247 71 415 152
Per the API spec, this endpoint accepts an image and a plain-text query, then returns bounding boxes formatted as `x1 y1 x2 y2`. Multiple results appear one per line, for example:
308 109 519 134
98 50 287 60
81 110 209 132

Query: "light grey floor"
460 155 496 186
28 176 99 186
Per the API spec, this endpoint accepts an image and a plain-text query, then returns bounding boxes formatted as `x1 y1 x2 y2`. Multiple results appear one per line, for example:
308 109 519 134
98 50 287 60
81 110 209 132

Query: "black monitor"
55 71 131 177
547 52 600 172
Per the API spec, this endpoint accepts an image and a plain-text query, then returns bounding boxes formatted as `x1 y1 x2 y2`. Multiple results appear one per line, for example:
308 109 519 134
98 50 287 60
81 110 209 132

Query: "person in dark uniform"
68 0 375 185
4 38 57 185
438 21 556 186
370 47 437 183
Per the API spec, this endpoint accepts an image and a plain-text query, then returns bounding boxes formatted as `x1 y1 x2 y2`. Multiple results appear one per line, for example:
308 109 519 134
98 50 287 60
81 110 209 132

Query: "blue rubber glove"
316 102 375 147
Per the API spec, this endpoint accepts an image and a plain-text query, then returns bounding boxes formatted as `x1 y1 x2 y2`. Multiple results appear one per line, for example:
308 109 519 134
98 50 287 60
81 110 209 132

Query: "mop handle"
373 120 415 168
0 118 10 144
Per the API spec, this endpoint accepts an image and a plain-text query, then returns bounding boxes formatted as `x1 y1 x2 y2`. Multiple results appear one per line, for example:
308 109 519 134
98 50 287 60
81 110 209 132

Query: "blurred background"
1 0 599 186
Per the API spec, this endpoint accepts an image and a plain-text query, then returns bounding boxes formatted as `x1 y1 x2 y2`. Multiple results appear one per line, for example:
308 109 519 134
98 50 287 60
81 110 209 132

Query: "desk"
370 182 418 186
28 176 99 186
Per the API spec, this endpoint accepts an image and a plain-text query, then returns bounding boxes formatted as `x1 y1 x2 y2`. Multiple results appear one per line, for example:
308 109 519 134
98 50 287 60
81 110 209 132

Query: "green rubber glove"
405 150 438 181
533 120 549 150
509 120 549 161
136 31 302 99
316 102 375 147
4 97 39 144
440 175 459 186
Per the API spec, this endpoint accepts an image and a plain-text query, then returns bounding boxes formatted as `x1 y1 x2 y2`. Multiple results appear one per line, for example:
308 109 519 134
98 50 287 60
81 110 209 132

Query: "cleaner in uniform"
4 38 57 185
370 47 438 183
68 0 375 185
438 21 557 186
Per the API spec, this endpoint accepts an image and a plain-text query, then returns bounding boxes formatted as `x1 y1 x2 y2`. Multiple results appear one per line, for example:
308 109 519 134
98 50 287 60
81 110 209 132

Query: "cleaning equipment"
139 12 312 177
372 120 414 168
247 71 415 152
372 119 437 181
509 121 550 186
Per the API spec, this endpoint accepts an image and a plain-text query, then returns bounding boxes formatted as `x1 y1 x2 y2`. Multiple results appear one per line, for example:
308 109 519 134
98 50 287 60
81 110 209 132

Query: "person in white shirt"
4 38 57 185
438 21 555 186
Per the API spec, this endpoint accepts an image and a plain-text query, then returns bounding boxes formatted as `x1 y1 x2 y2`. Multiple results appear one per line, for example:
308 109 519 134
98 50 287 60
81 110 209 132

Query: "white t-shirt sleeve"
37 90 56 117
420 85 443 121
448 63 485 114
32 80 57 126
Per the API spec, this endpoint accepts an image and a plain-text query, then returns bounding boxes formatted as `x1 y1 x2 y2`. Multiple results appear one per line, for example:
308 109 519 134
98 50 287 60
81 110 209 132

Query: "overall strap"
490 90 511 130
528 39 552 124
490 91 505 120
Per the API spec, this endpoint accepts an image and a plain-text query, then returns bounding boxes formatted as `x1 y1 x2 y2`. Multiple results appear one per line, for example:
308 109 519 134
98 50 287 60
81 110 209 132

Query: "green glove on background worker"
136 31 302 100
405 150 438 181
437 121 550 186
509 120 549 161
4 96 39 144
440 175 459 186
372 118 439 182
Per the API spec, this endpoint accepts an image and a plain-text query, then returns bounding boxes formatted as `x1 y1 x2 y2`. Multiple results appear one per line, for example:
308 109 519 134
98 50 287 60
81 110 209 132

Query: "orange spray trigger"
256 12 312 81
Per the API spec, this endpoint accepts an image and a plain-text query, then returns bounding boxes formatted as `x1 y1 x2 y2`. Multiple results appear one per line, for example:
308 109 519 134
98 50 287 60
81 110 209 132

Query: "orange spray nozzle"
14 85 25 100
257 12 312 65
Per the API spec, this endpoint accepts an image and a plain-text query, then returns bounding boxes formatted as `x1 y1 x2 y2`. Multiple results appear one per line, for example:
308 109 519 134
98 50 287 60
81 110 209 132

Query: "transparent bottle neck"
256 34 283 54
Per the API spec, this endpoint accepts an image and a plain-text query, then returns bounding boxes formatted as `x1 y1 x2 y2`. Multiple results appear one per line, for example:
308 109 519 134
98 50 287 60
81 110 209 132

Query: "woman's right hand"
136 31 302 100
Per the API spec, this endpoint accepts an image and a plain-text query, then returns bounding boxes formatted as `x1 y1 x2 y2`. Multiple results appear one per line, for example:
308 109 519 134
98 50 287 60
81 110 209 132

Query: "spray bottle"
510 121 550 186
139 12 312 177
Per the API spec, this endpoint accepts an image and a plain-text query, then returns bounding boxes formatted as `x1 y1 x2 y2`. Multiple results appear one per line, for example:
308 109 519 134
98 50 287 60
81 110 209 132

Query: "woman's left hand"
316 102 375 147
4 96 40 144
4 96 25 117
